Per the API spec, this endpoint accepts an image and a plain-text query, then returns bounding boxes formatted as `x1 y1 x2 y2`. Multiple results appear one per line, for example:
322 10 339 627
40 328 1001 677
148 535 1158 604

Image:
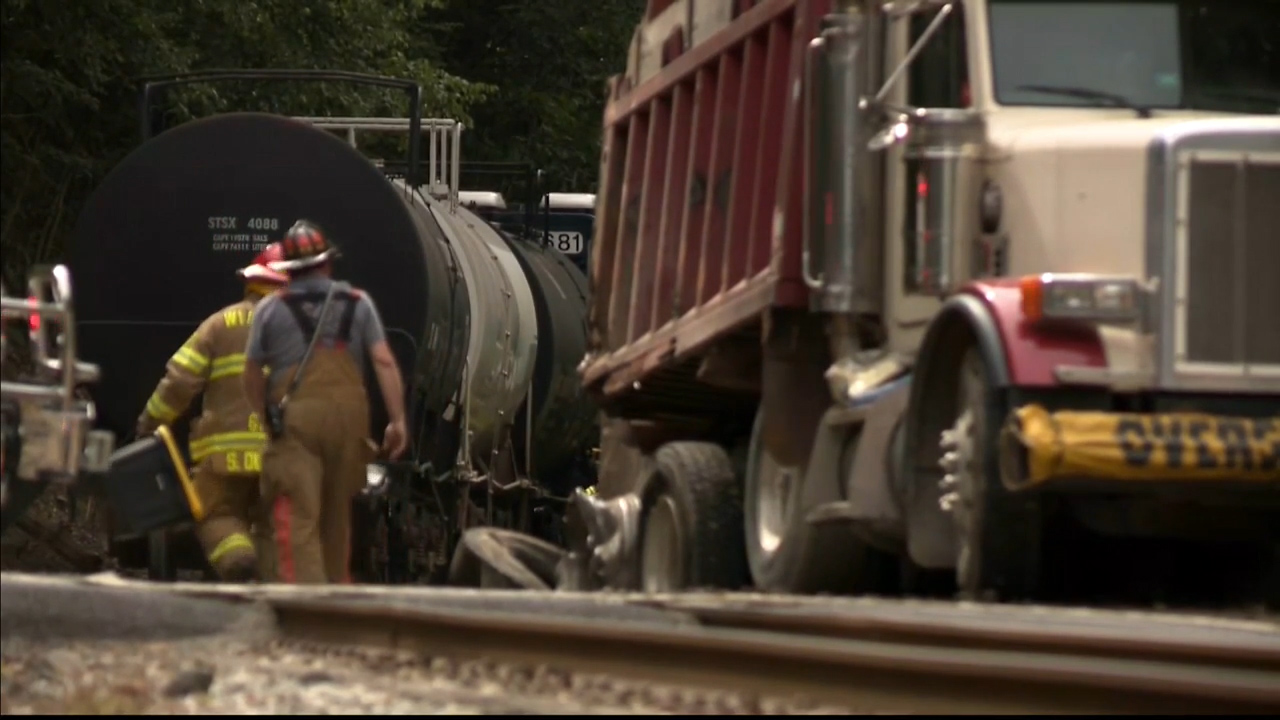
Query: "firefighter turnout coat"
139 297 267 470
137 295 271 578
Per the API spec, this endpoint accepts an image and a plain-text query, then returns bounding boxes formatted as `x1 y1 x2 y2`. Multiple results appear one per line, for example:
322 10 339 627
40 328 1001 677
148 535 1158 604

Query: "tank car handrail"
135 68 424 189
294 117 460 127
294 116 465 212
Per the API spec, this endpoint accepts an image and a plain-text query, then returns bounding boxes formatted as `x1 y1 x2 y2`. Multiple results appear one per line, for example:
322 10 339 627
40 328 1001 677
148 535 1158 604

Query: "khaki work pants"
191 464 272 581
260 349 373 584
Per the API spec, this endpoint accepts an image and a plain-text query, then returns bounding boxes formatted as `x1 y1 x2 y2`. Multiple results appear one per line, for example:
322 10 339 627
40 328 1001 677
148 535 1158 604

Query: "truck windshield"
988 0 1280 114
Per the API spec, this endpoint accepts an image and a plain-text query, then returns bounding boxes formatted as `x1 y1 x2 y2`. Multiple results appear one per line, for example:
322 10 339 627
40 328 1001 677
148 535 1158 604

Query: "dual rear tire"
635 415 894 596
636 442 748 592
632 344 1037 600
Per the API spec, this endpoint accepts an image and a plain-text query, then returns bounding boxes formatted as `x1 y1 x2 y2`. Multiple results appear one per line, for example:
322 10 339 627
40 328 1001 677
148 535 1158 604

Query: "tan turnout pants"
260 349 373 584
191 466 272 581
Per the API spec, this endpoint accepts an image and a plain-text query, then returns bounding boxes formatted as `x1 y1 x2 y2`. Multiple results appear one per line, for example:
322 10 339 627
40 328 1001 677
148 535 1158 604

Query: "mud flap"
840 375 911 552
748 406 889 594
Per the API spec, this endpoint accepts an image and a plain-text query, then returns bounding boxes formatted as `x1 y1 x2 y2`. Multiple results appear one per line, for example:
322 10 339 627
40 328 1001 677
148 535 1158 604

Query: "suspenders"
279 286 359 346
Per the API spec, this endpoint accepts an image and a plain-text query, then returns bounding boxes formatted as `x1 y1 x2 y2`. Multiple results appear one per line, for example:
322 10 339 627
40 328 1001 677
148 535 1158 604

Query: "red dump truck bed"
583 0 831 400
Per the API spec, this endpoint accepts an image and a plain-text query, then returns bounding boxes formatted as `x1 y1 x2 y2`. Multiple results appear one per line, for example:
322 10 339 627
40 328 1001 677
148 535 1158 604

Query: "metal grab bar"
291 116 466 213
1 264 113 492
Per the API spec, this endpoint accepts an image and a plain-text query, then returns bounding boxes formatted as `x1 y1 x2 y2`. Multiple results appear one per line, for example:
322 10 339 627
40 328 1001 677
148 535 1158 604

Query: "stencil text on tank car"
208 216 281 252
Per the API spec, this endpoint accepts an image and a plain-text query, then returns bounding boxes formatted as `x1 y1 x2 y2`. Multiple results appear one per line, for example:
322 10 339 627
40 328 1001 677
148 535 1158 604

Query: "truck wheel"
744 409 885 594
939 347 1042 600
637 442 746 592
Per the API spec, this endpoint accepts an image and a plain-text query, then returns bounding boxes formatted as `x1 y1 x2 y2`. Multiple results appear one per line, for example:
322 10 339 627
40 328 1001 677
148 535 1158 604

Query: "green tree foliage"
432 0 645 193
0 0 483 284
0 0 642 284
1 0 191 281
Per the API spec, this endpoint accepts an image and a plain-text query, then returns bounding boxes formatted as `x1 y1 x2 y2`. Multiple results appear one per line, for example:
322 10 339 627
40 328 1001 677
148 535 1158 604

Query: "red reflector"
27 296 40 331
917 172 929 198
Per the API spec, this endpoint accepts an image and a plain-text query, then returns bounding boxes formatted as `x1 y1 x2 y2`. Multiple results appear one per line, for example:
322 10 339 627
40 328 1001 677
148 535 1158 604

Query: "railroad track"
4 572 1279 714
265 596 1279 714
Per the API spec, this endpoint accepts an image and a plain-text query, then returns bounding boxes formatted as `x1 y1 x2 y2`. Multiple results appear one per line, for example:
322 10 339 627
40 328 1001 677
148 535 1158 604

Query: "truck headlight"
1019 273 1144 323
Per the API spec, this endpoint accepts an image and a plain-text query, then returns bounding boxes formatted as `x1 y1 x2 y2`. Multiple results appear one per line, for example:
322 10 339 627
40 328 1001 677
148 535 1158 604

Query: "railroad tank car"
66 102 597 582
533 193 597 277
462 192 598 277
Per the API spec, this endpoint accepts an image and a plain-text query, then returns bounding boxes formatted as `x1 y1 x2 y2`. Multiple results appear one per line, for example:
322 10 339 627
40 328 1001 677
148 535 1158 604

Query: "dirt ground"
1 488 112 575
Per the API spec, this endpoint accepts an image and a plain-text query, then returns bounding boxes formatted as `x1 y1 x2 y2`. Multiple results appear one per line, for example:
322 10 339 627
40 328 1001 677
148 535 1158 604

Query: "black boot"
220 556 260 583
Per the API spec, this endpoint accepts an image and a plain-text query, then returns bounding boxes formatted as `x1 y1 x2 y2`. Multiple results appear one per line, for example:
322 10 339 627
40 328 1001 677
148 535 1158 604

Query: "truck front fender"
899 282 1108 569
966 279 1107 387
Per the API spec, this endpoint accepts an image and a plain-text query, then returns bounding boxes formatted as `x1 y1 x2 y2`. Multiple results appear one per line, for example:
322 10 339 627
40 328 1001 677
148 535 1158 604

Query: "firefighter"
136 243 290 582
243 220 408 584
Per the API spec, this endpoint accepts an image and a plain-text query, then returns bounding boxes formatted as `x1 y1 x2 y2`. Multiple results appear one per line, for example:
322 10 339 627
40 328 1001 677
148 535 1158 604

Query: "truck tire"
637 441 747 592
744 409 886 594
941 346 1042 601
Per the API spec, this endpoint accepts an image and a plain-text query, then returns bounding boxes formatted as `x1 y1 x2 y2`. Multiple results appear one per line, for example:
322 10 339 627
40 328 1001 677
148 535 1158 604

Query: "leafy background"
0 0 644 287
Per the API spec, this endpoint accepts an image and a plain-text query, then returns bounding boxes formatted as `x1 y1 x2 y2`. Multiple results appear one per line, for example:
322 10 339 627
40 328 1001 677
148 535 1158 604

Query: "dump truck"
568 0 1280 601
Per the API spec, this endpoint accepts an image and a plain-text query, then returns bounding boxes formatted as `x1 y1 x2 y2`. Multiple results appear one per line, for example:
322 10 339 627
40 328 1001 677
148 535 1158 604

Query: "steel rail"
264 596 1280 714
634 599 1280 670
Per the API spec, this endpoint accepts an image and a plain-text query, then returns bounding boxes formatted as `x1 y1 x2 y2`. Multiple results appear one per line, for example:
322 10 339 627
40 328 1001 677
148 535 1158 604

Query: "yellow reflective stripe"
209 354 246 381
170 345 210 374
208 532 255 565
189 431 267 463
145 393 180 423
192 443 266 463
190 431 266 451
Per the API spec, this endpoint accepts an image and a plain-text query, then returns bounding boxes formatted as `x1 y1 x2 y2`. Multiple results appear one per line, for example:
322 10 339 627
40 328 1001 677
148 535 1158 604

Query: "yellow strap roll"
1003 404 1279 488
208 532 256 565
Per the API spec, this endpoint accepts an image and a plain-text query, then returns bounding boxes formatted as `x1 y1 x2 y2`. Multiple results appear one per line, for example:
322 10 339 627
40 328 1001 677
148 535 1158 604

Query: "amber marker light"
1019 274 1046 322
1018 273 1143 324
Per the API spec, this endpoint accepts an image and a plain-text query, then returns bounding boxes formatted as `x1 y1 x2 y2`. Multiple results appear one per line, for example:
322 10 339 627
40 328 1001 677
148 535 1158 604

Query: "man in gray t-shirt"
242 219 407 584
246 274 386 388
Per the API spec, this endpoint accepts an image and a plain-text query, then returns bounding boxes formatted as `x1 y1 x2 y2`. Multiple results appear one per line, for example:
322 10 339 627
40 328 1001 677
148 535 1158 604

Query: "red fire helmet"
236 242 289 285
